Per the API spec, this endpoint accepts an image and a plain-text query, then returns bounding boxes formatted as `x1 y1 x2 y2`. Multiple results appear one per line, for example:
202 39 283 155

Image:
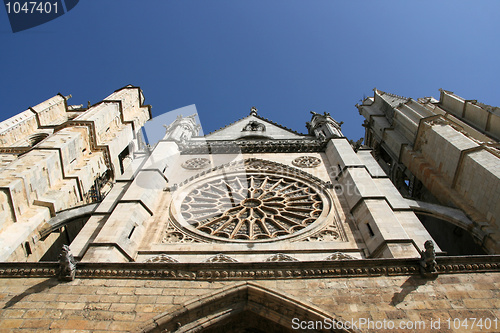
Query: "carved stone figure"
420 240 437 276
349 137 364 151
242 120 266 132
58 245 76 281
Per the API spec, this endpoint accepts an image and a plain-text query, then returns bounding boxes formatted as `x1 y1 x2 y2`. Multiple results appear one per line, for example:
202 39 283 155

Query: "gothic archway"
136 282 356 333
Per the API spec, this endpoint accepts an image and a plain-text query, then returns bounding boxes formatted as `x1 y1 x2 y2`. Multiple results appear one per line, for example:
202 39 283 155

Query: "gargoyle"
420 240 437 276
58 245 76 281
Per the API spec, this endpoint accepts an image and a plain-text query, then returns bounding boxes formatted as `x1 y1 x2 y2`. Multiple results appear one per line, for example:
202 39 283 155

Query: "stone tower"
358 89 500 255
0 85 151 262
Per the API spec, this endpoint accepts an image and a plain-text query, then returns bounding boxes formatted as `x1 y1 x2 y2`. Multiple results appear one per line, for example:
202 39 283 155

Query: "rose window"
178 174 324 241
181 158 210 170
292 156 321 168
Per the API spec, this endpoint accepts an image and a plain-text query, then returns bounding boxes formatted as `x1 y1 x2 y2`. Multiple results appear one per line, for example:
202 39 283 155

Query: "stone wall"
0 260 499 332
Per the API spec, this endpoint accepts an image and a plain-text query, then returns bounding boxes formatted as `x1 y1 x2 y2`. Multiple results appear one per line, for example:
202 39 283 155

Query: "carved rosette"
181 158 210 170
292 156 321 168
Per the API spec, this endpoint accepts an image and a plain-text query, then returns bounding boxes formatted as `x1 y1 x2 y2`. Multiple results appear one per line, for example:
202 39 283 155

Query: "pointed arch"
136 282 356 333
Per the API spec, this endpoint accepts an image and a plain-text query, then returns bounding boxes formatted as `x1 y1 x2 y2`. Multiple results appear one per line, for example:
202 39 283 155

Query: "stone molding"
0 255 498 280
177 139 326 154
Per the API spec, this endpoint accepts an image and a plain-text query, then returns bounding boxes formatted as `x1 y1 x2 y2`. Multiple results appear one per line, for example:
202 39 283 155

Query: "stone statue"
420 240 437 276
349 137 364 151
58 245 76 281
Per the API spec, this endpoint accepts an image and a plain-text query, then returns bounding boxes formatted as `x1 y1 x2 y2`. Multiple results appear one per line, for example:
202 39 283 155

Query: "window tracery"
179 174 323 241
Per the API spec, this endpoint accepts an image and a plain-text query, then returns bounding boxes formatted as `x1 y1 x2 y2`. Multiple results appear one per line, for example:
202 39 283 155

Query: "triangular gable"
205 112 306 141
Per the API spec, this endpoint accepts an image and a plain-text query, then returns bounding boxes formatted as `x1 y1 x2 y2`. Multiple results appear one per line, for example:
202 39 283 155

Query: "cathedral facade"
0 86 498 332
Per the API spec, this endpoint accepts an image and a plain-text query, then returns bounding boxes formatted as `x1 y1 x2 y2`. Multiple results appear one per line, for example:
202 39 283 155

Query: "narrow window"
128 226 136 239
366 223 375 237
24 242 32 256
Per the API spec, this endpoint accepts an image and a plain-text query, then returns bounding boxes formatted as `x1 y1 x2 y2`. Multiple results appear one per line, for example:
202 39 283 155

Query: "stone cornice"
0 255 498 280
178 139 326 154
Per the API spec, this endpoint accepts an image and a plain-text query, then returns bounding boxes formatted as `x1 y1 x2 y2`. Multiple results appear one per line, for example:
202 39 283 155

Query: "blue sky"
1 1 499 142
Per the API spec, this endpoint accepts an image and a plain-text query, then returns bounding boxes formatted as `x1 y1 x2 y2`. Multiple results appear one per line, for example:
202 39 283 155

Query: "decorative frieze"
0 255 500 280
178 139 326 154
0 256 499 279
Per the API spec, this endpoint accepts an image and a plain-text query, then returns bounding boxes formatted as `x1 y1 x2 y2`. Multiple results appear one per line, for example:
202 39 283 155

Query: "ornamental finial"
250 106 258 115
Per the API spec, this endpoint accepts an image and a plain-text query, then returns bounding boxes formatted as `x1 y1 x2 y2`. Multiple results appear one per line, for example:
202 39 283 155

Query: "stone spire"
163 114 201 142
306 111 343 140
